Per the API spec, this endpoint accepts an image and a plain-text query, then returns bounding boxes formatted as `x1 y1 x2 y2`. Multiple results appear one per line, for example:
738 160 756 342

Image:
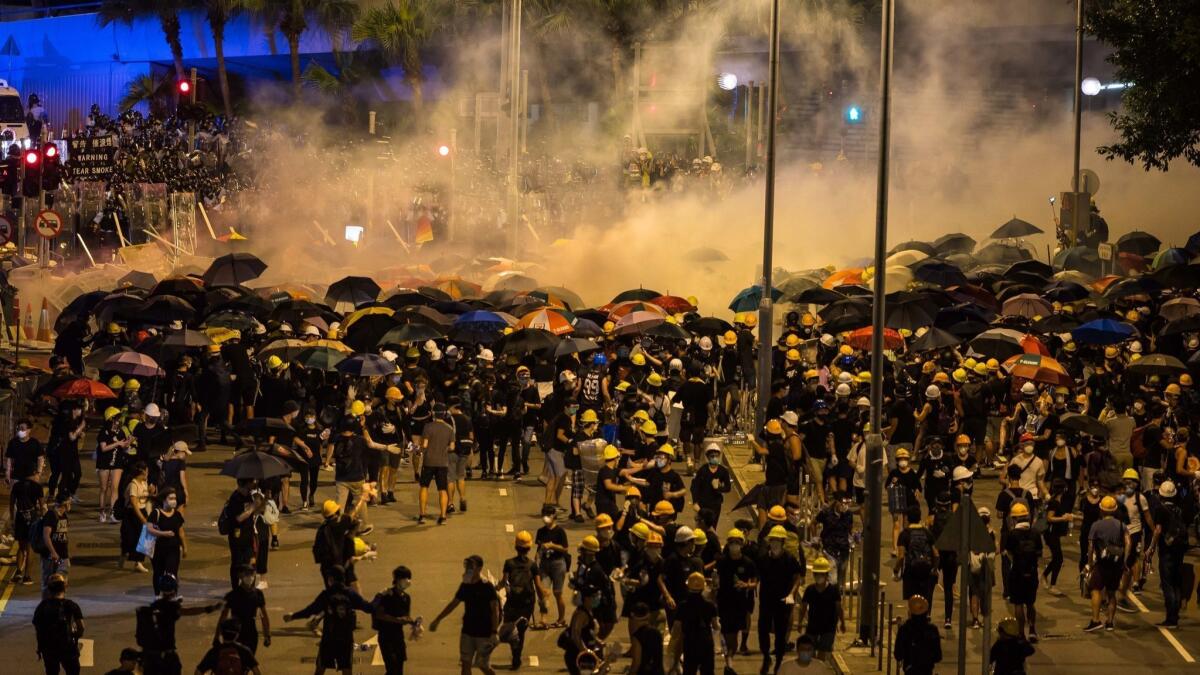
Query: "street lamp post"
756 0 782 435
859 0 894 647
1070 0 1085 245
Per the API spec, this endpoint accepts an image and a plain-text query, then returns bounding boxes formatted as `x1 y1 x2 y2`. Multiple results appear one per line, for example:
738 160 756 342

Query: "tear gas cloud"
234 0 1200 315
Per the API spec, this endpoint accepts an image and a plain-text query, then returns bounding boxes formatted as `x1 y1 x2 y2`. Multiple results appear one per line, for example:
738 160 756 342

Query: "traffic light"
437 144 451 157
22 149 41 198
844 105 863 124
177 80 191 96
41 143 61 191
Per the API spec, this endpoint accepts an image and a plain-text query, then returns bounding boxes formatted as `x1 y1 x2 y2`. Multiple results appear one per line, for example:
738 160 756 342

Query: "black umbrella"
1042 280 1091 302
417 286 455 302
1125 353 1187 377
1054 246 1102 276
117 270 158 290
835 284 873 298
338 314 399 352
137 294 197 324
885 302 936 331
378 323 445 346
163 329 214 348
1116 231 1161 257
494 328 559 354
326 276 381 311
910 326 961 352
150 277 205 299
571 319 604 338
204 311 264 333
791 287 844 305
1160 315 1200 337
1104 276 1161 299
975 243 1032 265
912 260 967 287
554 337 600 358
684 317 734 335
1006 259 1054 279
1059 413 1108 439
221 451 292 480
337 353 397 377
205 294 272 319
611 288 661 303
1152 263 1200 290
643 322 692 341
1032 314 1081 334
95 292 146 327
382 289 438 309
292 346 347 372
887 240 937 256
203 252 267 287
819 298 871 324
55 290 108 332
824 313 873 334
932 233 976 255
395 306 452 327
84 345 132 370
990 217 1042 239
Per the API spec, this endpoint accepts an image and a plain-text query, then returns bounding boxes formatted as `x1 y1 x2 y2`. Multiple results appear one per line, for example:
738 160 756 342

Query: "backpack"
29 515 48 556
1099 523 1127 562
506 557 536 602
213 643 246 675
935 398 956 435
1162 503 1188 549
905 527 934 571
217 504 233 537
135 604 164 651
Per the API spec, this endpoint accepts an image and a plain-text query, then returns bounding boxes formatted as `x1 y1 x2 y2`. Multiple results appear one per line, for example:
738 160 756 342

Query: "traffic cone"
36 297 51 342
22 301 33 340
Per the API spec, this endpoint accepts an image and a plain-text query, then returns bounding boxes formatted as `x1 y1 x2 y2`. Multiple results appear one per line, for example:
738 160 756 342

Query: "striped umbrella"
613 311 666 336
608 301 667 321
518 308 575 335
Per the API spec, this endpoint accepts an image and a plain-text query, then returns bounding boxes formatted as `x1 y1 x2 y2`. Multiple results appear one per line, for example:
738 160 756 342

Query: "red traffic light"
437 145 451 157
24 150 38 166
43 144 57 159
178 80 191 95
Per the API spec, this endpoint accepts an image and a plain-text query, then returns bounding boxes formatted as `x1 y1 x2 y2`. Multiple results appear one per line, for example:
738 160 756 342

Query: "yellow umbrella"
203 326 241 344
313 339 353 353
342 306 394 330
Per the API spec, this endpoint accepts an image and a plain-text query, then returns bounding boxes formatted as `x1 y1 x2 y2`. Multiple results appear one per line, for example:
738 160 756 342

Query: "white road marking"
78 639 94 667
529 655 539 667
499 488 508 496
505 523 514 533
1128 593 1151 613
1159 626 1196 663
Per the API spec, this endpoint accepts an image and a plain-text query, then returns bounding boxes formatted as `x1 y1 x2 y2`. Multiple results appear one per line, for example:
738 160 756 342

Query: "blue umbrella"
1152 247 1192 270
336 353 396 377
454 310 509 328
728 285 784 312
1071 319 1136 345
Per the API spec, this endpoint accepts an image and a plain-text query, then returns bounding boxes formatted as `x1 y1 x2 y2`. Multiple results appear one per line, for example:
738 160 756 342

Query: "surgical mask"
16 430 28 440
543 516 554 525
727 543 742 555
165 498 177 510
598 529 613 541
305 417 316 425
707 456 719 466
797 652 815 665
929 448 943 459
1055 439 1066 447
898 459 909 469
1023 444 1035 455
656 458 668 469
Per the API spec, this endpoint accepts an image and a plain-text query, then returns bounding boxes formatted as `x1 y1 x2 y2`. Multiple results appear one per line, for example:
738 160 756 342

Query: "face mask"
798 652 815 665
707 456 719 466
898 459 909 469
240 576 255 589
656 458 668 469
1023 445 1034 455
543 516 554 525
1090 487 1100 496
589 596 602 609
145 419 157 428
598 529 613 541
1055 439 1066 447
768 542 784 556
305 417 316 425
16 430 28 440
462 569 476 583
165 499 178 510
728 543 742 555
787 513 801 526
1125 485 1136 495
956 446 969 457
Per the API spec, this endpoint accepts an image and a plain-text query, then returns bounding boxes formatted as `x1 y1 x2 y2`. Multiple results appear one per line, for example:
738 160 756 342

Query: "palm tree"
199 0 244 120
244 0 360 100
352 0 443 115
302 50 388 124
97 0 193 82
119 73 169 114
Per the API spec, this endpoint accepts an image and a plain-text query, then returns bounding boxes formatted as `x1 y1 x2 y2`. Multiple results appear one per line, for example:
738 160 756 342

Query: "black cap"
282 400 301 416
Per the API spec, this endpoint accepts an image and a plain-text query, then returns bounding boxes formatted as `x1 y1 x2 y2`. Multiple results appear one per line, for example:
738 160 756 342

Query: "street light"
1081 77 1102 96
438 144 451 157
717 73 738 91
344 225 363 244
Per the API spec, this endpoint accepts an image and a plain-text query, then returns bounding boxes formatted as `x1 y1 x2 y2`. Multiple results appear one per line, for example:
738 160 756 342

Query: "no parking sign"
35 209 63 239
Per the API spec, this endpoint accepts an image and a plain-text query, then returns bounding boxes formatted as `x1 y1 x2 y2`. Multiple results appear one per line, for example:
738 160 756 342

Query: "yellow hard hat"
353 537 369 557
515 530 533 547
103 406 121 421
603 320 615 333
653 500 676 516
785 334 801 347
406 346 421 358
686 571 706 592
804 369 819 380
895 448 911 459
933 372 950 384
692 529 707 546
765 419 784 435
1064 341 1077 352
723 330 738 345
857 371 872 383
579 535 601 553
631 353 646 366
350 400 366 417
266 355 283 369
632 409 650 422
1104 346 1119 359
726 528 745 541
385 386 404 401
986 358 1000 371
766 525 788 540
615 380 632 392
811 557 832 574
656 443 676 459
687 295 699 307
107 375 124 390
595 513 614 529
646 372 663 387
955 434 971 446
1182 374 1194 386
839 344 854 356
963 358 978 369
1125 309 1140 322
640 419 658 435
801 313 815 327
908 595 929 616
645 532 664 547
1100 496 1118 512
602 444 620 461
786 349 801 362
1122 468 1140 481
581 409 600 424
743 314 757 327
322 500 340 517
1010 502 1030 518
625 486 641 499
974 363 989 376
631 522 651 540
952 368 968 383
125 378 140 392
107 322 121 334
767 505 787 521
1166 383 1182 395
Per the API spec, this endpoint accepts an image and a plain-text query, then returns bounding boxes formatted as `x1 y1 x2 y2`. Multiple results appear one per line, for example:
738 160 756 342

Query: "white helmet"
819 333 835 347
380 350 398 362
838 372 854 384
835 383 852 397
303 324 320 336
856 396 870 408
478 348 494 362
423 339 438 353
952 466 974 482
144 403 161 418
279 322 293 334
559 370 577 383
698 337 713 351
1020 382 1037 395
925 384 940 399
669 358 683 373
1128 340 1143 354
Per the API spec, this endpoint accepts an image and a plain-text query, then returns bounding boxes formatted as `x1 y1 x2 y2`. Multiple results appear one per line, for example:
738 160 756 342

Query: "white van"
0 80 30 150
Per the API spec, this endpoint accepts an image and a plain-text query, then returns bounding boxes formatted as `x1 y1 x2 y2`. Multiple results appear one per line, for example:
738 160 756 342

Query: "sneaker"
459 500 467 513
280 505 291 515
11 573 22 584
571 514 585 524
1117 599 1137 613
447 504 457 514
416 516 426 525
1156 620 1179 629
1028 632 1039 644
100 513 108 524
1047 586 1063 596
437 516 446 525
19 575 33 586
1104 621 1114 631
270 536 280 550
944 619 952 630
1084 620 1104 632
358 524 374 536
969 619 982 629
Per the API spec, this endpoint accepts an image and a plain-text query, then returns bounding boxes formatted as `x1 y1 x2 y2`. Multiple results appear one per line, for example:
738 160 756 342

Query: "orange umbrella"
1003 353 1072 387
822 268 864 289
435 276 483 300
846 326 903 351
1020 334 1049 356
1090 275 1122 293
518 309 574 335
607 301 667 321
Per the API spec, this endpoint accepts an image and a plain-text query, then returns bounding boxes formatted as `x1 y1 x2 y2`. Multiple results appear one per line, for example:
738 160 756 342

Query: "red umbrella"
1117 252 1148 274
1020 334 1049 356
847 326 903 351
51 378 117 400
649 295 697 314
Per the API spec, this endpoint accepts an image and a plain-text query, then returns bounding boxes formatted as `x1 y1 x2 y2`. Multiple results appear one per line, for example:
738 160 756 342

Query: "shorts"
459 633 495 668
717 599 750 632
1007 570 1039 605
806 457 827 485
806 631 836 652
447 453 469 483
540 557 568 593
13 513 32 543
1088 560 1123 593
571 469 585 502
681 424 706 444
544 449 566 479
1125 531 1143 569
385 449 402 469
238 378 259 406
318 638 354 670
96 451 116 471
419 466 449 491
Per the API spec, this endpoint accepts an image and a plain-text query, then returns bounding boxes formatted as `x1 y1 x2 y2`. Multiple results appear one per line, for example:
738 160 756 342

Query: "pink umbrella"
102 351 163 377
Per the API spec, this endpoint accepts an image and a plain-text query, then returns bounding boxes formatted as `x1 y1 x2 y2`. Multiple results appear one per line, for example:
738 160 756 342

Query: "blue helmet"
836 355 855 369
592 353 608 366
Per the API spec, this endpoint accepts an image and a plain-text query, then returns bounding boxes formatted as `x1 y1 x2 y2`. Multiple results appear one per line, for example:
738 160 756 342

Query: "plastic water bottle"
410 616 424 641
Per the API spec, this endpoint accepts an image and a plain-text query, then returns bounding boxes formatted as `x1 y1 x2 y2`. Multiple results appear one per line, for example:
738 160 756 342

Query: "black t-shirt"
758 553 803 604
800 420 831 459
145 598 182 650
536 525 569 563
150 510 184 558
715 554 757 603
12 478 42 515
223 491 256 554
6 437 43 478
802 582 841 633
333 434 367 482
196 641 258 673
887 468 922 503
990 637 1035 675
1004 528 1043 574
454 581 498 638
647 470 685 514
676 593 716 645
32 597 82 653
632 623 665 674
223 586 265 633
550 414 574 453
887 400 916 444
595 466 621 510
371 588 411 642
42 510 69 558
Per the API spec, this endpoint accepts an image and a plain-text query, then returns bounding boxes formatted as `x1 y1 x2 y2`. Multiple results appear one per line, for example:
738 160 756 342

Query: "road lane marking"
1128 594 1150 613
499 488 508 496
505 524 514 533
1159 626 1196 663
529 655 539 667
0 543 16 617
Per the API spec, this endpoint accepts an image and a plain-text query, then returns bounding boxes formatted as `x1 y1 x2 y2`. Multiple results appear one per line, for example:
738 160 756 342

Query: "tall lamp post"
858 0 894 647
755 0 782 435
1070 0 1085 245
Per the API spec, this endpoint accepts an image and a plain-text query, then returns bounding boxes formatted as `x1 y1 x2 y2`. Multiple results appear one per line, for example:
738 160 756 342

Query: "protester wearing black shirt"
690 444 732 523
373 566 416 675
283 565 375 674
536 505 570 626
670 573 717 675
758 527 804 674
628 602 665 675
33 574 84 675
799 558 843 657
11 473 43 584
430 555 500 674
219 566 269 654
6 419 44 483
137 574 222 675
196 619 260 675
894 596 942 675
219 480 260 589
41 494 71 589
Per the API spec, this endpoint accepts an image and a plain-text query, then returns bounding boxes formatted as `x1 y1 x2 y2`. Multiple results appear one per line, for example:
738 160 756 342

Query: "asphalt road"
0 439 764 674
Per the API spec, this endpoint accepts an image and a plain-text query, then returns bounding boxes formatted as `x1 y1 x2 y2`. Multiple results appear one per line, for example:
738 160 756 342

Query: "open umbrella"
151 277 205 299
1071 319 1136 345
1116 231 1161 257
910 327 961 352
791 287 844 305
1054 246 1102 275
494 328 559 354
571 318 604 338
1031 314 1080 334
607 301 667 320
888 241 937 256
85 345 133 370
221 450 292 480
975 243 1031 265
644 322 692 341
728 285 783 313
990 217 1042 239
326 276 381 312
1059 413 1108 438
378 323 445 346
1003 353 1073 387
1160 297 1200 322
533 286 585 310
518 308 575 335
289 346 346 372
434 277 483 300
103 351 162 377
885 301 935 331
257 339 308 363
56 290 109 332
1001 294 1052 319
1159 315 1200 337
1006 259 1054 279
117 270 158 290
416 286 454 303
51 378 117 400
396 306 452 327
138 295 197 324
933 233 976 255
203 252 267 287
611 288 661 303
912 260 967 288
613 311 666 336
555 337 600 358
1125 353 1187 377
1042 280 1091 302
685 317 734 336
1152 263 1200 290
819 298 871 324
454 310 509 329
1153 247 1192 270
968 328 1027 361
846 326 902 352
648 295 697 314
337 353 396 377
